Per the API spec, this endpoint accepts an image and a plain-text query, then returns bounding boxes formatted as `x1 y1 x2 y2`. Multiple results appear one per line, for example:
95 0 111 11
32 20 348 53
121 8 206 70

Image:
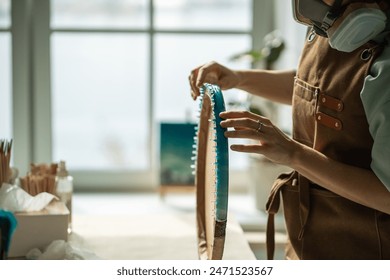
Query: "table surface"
70 212 256 260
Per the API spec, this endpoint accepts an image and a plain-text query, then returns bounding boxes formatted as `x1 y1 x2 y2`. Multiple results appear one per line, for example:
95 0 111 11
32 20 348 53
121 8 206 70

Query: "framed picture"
159 122 196 195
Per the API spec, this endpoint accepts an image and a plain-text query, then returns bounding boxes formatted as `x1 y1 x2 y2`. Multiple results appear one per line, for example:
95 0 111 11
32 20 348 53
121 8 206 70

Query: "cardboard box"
8 201 69 258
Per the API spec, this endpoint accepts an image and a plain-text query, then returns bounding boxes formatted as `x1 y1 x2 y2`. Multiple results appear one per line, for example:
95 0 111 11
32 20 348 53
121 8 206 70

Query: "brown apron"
266 29 390 260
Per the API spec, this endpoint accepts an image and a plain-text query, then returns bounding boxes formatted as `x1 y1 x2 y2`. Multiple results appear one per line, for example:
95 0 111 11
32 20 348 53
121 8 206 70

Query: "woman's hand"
220 110 298 166
188 61 241 100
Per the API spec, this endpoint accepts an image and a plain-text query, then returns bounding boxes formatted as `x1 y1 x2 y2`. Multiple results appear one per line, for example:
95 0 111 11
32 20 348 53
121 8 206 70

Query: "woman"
189 0 390 259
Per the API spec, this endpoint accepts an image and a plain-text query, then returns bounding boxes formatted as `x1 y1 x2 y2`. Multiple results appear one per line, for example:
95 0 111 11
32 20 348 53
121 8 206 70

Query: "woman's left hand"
220 110 298 166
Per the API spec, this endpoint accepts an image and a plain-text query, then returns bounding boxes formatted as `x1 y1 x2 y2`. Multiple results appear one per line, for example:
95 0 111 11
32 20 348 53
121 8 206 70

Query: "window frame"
11 0 275 191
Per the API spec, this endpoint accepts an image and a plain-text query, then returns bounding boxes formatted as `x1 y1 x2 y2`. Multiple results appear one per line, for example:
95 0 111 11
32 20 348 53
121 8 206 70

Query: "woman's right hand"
188 61 241 100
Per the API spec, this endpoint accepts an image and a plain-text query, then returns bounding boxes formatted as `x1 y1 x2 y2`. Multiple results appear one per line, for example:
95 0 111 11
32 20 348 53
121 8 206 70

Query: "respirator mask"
292 0 387 52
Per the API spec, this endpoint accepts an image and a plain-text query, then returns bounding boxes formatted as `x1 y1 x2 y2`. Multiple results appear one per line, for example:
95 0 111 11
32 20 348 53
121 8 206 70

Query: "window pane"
154 34 251 169
51 0 149 29
51 33 149 170
155 34 250 121
0 0 10 28
154 0 251 31
0 33 11 138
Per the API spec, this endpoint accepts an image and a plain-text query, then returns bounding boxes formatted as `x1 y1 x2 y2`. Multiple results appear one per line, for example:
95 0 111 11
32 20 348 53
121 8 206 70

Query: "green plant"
228 30 286 119
230 30 285 70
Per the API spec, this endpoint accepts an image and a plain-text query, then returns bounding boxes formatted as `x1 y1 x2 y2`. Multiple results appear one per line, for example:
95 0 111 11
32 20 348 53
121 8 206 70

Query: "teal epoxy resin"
194 83 229 260
201 84 229 222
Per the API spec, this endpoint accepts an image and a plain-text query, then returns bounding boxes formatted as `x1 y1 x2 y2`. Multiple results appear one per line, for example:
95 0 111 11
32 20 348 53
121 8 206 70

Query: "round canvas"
193 83 229 260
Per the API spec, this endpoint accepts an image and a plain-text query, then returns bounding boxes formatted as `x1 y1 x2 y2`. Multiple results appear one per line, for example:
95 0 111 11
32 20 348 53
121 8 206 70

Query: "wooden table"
70 212 256 260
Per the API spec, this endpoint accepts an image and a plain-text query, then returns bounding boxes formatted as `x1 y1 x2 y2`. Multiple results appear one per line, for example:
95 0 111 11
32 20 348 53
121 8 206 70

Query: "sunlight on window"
0 34 11 138
51 0 149 29
50 0 253 171
155 34 250 122
0 0 10 28
51 34 149 170
154 0 251 31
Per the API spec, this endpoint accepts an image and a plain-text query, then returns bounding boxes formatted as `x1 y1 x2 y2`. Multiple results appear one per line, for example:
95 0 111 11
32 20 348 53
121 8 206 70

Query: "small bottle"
55 160 73 234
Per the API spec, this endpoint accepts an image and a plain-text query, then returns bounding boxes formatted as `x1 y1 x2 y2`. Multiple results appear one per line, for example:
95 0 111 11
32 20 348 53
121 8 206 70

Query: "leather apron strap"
266 171 296 259
298 174 310 240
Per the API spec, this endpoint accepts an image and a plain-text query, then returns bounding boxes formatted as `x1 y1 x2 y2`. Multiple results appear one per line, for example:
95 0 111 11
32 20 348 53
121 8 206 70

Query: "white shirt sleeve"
361 39 390 191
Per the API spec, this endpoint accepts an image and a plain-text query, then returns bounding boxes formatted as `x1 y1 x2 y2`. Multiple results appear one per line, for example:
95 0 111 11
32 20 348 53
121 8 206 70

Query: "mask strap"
312 0 343 37
321 0 343 31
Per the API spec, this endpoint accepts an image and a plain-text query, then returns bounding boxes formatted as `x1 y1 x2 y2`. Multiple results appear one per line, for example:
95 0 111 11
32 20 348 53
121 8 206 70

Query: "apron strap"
298 173 311 240
266 213 276 260
266 170 296 259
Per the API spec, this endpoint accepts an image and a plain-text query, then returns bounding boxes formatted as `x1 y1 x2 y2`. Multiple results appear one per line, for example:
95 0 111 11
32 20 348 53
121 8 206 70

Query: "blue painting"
159 122 196 186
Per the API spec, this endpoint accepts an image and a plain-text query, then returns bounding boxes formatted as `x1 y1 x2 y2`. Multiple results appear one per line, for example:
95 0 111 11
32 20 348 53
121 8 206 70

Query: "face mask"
327 2 387 52
293 1 387 52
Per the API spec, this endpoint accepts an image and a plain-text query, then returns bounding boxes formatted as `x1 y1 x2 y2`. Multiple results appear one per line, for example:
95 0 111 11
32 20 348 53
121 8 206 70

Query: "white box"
8 201 69 258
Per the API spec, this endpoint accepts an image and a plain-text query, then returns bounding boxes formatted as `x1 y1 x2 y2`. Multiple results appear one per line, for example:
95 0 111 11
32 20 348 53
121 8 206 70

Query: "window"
153 0 251 30
51 0 149 29
51 0 150 171
51 33 149 170
11 0 277 190
50 0 254 189
0 0 11 139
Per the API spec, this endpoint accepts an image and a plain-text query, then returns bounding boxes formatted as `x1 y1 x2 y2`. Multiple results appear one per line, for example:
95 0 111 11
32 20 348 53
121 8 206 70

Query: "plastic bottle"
55 160 73 234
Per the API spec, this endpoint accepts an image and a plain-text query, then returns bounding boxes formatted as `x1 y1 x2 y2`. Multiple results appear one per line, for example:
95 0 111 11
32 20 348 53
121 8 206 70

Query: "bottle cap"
57 160 69 177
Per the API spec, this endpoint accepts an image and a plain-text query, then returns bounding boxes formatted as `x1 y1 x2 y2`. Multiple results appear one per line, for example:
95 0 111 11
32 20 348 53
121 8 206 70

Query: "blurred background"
0 0 307 190
0 0 307 259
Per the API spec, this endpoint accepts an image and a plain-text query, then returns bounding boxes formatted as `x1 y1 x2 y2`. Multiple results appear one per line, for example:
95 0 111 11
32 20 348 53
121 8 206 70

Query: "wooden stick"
0 139 12 186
